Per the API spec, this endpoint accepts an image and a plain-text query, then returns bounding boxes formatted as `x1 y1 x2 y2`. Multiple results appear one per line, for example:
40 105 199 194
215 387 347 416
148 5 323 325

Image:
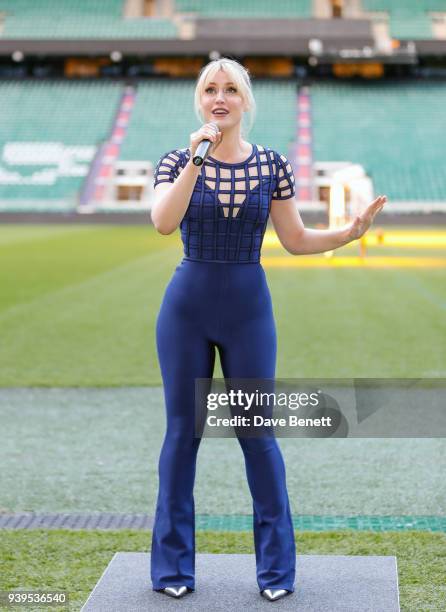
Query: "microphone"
192 122 219 166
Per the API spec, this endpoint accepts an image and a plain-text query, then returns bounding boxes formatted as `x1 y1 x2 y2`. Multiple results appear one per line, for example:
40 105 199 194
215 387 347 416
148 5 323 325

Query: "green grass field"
1 224 445 386
1 530 445 612
1 223 445 611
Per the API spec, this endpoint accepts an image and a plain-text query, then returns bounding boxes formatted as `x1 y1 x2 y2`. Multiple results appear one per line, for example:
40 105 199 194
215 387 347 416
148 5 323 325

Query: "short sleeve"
153 149 186 188
271 152 296 200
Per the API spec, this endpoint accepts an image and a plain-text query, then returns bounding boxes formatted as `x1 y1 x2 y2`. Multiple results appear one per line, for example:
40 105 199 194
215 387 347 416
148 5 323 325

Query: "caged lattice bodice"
153 144 295 262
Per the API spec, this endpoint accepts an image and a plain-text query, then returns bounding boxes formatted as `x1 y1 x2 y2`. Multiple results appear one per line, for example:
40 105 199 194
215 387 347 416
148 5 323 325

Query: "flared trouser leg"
150 296 215 591
218 311 296 593
150 259 295 593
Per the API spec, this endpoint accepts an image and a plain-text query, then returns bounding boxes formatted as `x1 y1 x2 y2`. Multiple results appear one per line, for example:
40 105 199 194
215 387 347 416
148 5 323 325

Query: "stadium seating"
2 77 445 206
0 81 122 206
310 80 446 200
0 77 297 207
0 0 177 39
362 0 444 39
174 0 312 18
1 1 442 41
119 79 297 165
363 0 445 10
0 0 313 41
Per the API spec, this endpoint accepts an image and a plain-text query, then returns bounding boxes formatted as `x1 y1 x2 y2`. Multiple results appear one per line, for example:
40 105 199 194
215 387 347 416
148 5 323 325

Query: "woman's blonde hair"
194 57 256 137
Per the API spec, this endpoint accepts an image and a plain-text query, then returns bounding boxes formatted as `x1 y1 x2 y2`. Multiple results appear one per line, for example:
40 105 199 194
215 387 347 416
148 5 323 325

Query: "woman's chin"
210 115 231 123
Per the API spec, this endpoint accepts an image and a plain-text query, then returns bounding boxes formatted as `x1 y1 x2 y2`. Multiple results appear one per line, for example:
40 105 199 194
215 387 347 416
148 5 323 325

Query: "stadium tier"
387 15 433 40
311 80 446 201
0 80 122 206
119 79 297 166
362 0 445 10
362 0 444 39
174 0 312 18
118 80 197 164
0 0 177 39
0 0 443 41
0 0 310 41
1 78 446 208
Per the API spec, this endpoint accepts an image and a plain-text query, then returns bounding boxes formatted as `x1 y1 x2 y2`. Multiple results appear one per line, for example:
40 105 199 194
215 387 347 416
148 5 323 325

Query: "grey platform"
81 553 400 611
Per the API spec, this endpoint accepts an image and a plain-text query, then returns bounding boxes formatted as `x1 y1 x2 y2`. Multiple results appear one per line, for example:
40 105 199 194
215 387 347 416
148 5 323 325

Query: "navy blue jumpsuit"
151 143 297 593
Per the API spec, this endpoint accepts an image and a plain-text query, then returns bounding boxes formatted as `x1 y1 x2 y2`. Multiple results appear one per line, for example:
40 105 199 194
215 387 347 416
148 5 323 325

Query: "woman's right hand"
189 122 222 158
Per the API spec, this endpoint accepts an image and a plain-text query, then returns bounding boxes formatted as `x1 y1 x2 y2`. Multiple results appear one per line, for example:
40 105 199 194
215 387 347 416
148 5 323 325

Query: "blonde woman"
150 57 386 602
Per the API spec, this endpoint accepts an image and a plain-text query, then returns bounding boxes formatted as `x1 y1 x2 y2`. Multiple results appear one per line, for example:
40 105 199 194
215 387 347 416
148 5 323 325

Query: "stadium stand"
2 76 445 207
363 0 445 10
0 0 177 39
174 0 312 18
119 79 297 167
311 80 446 201
119 80 197 164
1 0 441 42
0 80 122 208
362 0 444 39
0 77 297 208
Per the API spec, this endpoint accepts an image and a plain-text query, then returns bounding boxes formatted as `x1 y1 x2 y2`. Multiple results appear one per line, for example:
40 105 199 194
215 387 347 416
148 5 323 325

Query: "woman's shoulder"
254 144 283 168
177 147 191 161
158 147 190 164
153 147 192 186
259 144 290 158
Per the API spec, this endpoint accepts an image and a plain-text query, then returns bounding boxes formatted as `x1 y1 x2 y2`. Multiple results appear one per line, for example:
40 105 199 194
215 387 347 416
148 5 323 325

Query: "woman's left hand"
346 195 387 242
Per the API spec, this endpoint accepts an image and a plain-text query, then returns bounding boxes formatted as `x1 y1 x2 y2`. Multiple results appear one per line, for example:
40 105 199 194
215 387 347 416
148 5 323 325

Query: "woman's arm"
151 123 222 235
269 195 387 255
151 159 201 235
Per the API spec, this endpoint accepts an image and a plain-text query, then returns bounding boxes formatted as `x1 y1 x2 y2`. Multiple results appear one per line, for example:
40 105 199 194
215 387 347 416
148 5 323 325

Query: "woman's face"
200 69 247 130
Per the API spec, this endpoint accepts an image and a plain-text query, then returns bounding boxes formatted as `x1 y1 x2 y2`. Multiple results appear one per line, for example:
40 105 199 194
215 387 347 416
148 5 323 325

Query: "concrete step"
81 552 400 611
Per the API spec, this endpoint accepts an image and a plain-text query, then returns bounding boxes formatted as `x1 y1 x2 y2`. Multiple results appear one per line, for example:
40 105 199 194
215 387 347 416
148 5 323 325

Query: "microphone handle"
192 139 212 166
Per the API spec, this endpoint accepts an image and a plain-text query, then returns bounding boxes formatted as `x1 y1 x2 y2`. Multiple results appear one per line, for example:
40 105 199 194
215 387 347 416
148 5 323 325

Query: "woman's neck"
210 127 250 162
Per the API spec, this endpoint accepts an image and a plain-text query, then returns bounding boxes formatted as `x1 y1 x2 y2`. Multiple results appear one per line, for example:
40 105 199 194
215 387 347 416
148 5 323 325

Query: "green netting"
196 514 446 532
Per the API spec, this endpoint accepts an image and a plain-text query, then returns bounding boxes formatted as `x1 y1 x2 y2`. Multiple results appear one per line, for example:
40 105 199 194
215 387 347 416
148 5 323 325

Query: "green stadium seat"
119 79 297 168
0 80 123 207
175 0 312 18
0 0 177 39
311 80 446 201
362 0 441 40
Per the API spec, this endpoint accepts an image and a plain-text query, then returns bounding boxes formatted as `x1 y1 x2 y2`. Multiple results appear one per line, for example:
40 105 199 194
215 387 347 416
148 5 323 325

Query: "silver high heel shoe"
261 588 290 601
162 586 189 598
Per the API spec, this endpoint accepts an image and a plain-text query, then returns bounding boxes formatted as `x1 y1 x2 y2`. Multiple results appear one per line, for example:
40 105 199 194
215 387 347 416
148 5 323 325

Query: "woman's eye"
205 87 237 93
